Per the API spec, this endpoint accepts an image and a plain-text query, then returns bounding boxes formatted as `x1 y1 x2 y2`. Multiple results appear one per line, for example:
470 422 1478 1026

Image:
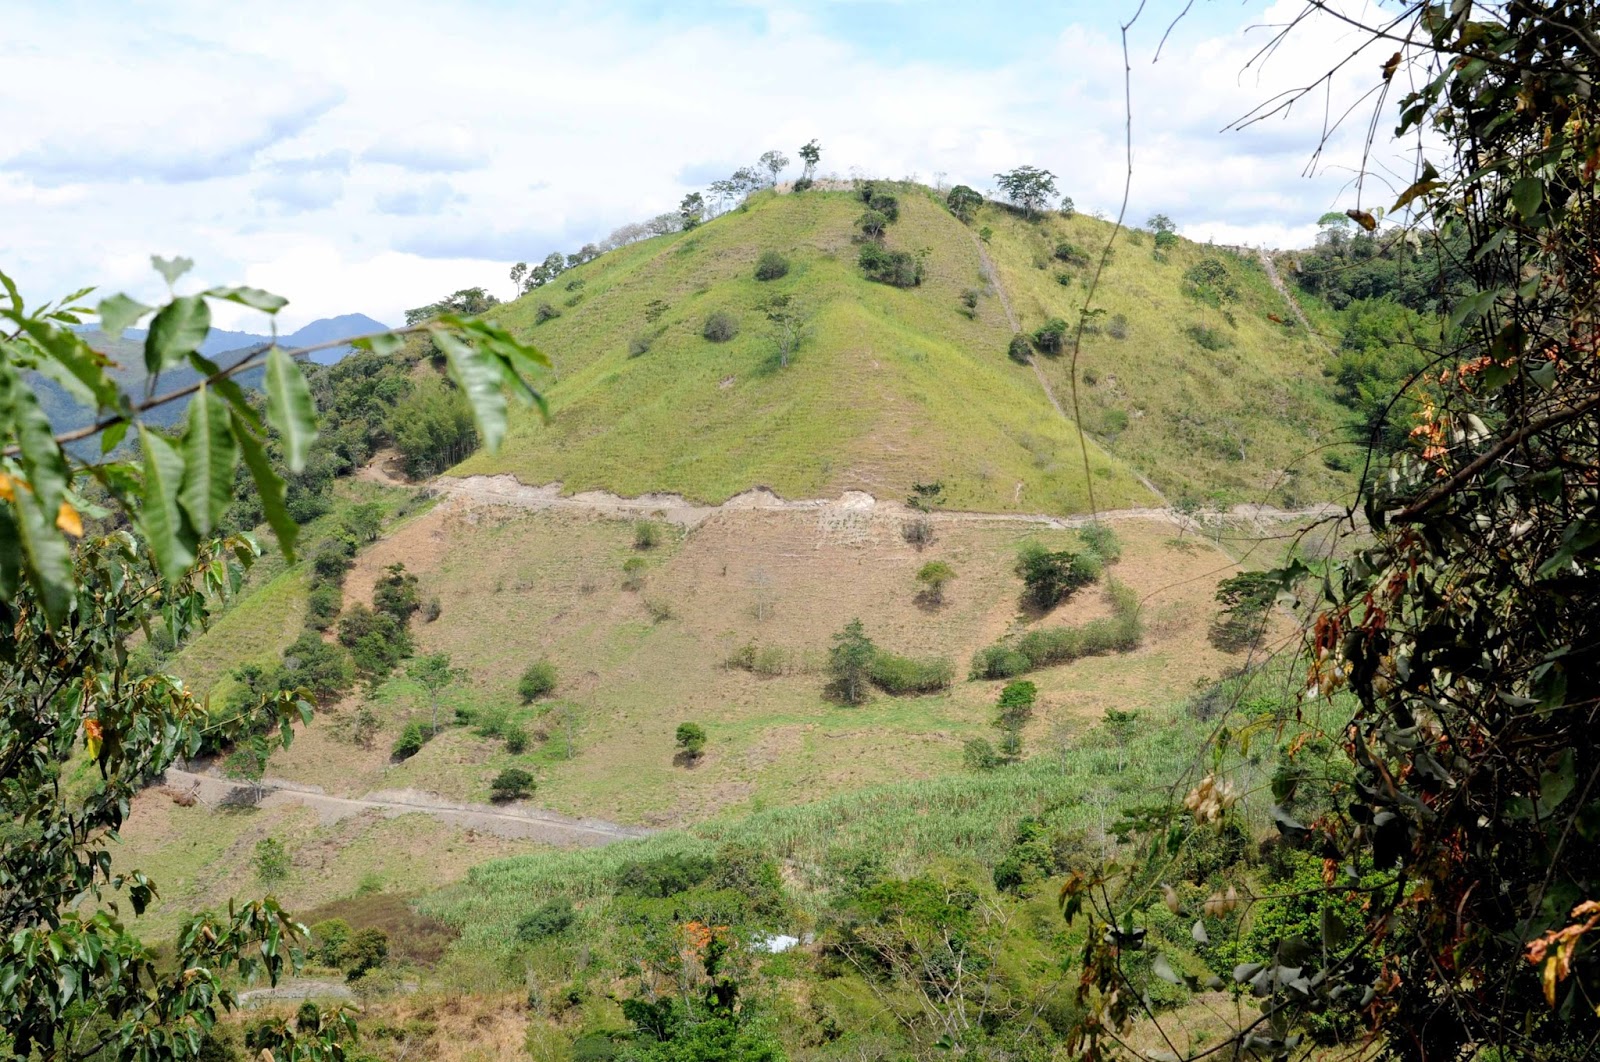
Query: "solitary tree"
993 166 1058 218
947 184 983 222
490 768 535 802
1147 213 1178 257
407 652 466 735
759 149 790 187
915 561 956 606
828 619 877 705
761 293 809 368
675 722 708 763
509 261 528 297
798 139 821 180
679 192 705 230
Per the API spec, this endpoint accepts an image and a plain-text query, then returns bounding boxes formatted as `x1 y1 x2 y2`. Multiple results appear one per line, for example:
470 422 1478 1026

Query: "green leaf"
1537 749 1576 818
188 352 262 432
10 483 74 625
1152 953 1182 984
233 410 297 562
0 268 21 312
138 426 196 584
433 330 508 452
1511 176 1544 218
179 385 236 537
202 286 288 313
1 367 72 516
1448 288 1497 330
100 421 129 455
144 295 211 375
350 332 405 356
98 293 153 338
0 504 21 601
151 255 195 286
263 346 317 473
1321 906 1348 949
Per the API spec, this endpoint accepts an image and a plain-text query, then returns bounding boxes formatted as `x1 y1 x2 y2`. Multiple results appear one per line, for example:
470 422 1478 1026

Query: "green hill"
457 185 1351 512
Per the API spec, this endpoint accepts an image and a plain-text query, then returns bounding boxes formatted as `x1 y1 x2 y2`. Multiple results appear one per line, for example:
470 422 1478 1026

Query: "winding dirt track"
162 768 654 846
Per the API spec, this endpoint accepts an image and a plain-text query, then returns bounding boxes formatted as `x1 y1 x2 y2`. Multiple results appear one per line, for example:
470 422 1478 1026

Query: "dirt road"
162 768 654 846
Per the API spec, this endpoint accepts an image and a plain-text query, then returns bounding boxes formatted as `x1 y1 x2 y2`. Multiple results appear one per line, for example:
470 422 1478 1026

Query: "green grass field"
457 186 1354 511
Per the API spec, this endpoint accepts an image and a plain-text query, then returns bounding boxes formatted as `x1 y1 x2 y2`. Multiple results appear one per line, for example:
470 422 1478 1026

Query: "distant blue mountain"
95 312 392 367
46 312 394 455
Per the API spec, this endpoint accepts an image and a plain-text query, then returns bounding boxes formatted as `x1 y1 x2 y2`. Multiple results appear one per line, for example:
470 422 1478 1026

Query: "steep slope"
457 187 1154 514
459 186 1353 513
975 203 1353 507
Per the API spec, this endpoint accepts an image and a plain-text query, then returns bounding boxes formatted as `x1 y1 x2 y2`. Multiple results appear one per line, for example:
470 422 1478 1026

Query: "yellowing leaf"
84 718 102 760
1347 209 1378 232
0 473 13 503
1382 51 1402 81
55 501 82 538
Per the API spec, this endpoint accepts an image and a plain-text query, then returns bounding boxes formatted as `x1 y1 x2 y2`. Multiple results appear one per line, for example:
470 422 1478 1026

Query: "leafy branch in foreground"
1062 3 1600 1059
0 260 550 1059
0 257 548 624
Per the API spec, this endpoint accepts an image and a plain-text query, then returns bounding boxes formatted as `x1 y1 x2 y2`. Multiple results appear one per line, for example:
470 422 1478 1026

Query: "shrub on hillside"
1185 323 1232 351
341 928 389 980
627 333 653 358
338 605 412 679
633 520 662 550
1016 541 1099 610
702 311 739 342
614 852 715 898
857 243 924 288
372 563 419 622
282 633 355 702
1208 569 1278 653
754 251 789 281
995 680 1038 729
969 644 1031 680
914 560 956 605
519 660 557 702
1008 333 1032 364
675 722 707 762
306 585 342 630
1031 317 1069 356
869 651 955 695
534 302 561 324
490 768 535 802
791 176 815 193
516 898 576 943
901 517 934 549
503 725 529 754
422 595 442 622
867 192 900 221
1054 241 1088 266
1107 313 1130 339
964 738 1000 771
1078 523 1123 564
391 721 434 761
959 288 980 318
312 538 356 584
621 556 646 591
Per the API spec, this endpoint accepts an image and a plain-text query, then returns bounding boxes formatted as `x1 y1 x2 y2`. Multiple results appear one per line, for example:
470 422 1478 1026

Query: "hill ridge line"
432 473 1338 531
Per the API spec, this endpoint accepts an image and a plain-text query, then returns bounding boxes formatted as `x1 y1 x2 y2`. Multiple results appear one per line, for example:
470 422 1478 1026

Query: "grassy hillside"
457 185 1352 512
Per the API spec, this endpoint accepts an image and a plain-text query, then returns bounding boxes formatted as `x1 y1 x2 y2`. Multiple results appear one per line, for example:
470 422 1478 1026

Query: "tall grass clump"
868 651 955 694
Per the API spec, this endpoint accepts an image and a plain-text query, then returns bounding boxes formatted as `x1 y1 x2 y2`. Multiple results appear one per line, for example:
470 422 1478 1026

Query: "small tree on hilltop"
509 261 528 299
994 166 1058 218
915 561 956 606
407 652 465 735
1147 213 1178 258
946 184 983 223
799 140 821 176
759 149 789 187
676 722 708 764
828 619 877 705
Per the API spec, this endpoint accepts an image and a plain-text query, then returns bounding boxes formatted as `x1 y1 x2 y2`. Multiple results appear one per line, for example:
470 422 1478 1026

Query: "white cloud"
1 0 1413 331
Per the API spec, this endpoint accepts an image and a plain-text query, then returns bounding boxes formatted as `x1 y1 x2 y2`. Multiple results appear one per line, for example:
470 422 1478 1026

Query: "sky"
0 0 1413 332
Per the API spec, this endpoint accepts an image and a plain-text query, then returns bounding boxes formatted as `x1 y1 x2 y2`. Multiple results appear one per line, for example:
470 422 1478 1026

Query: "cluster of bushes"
971 580 1141 679
828 619 955 703
1016 540 1102 611
726 641 796 677
307 919 390 981
858 243 926 288
850 181 925 289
